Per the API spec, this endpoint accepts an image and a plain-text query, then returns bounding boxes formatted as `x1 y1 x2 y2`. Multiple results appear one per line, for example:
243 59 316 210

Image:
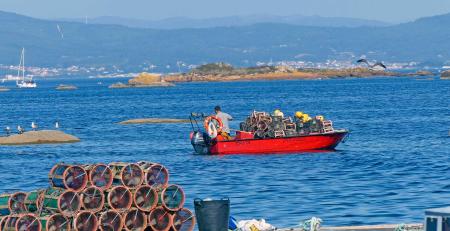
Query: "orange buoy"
204 116 223 133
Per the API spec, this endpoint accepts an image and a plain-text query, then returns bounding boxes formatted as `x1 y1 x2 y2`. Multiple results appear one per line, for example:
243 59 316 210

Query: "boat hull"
17 81 37 88
207 130 348 155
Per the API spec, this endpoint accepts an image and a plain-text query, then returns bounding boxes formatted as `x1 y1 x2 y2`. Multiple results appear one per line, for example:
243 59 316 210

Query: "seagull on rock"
17 125 24 134
4 126 11 136
31 122 37 131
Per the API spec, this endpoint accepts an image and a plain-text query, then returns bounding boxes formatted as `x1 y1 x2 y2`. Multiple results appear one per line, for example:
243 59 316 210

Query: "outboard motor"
191 131 211 155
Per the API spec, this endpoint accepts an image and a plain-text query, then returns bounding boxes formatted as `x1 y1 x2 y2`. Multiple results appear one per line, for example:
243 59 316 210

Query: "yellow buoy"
274 109 284 117
295 111 303 118
302 114 311 123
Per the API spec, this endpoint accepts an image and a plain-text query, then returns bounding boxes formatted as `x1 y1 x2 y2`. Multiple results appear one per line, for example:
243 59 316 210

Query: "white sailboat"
16 48 37 88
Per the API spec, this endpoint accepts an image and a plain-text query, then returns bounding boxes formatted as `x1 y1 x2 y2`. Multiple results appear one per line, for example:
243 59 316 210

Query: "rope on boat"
394 223 424 231
395 223 407 231
300 217 322 231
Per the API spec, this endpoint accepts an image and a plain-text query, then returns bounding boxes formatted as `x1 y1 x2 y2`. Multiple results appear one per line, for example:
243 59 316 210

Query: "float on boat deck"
189 110 349 155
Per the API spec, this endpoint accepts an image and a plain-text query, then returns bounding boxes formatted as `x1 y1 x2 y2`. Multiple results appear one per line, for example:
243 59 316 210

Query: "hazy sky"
1 0 450 22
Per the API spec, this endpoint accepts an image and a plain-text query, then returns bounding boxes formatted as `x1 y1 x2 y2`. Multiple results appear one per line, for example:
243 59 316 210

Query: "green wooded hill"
1 11 449 71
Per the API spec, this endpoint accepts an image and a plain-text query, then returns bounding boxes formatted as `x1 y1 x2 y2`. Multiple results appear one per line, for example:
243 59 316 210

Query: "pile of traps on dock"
240 110 334 138
0 162 195 231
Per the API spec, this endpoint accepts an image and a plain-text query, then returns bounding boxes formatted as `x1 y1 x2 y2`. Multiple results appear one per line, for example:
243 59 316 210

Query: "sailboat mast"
15 47 36 88
22 48 25 81
17 48 23 84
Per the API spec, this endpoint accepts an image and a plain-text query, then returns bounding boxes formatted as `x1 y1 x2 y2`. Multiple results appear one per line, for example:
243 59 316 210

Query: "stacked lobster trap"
240 110 334 138
0 162 195 231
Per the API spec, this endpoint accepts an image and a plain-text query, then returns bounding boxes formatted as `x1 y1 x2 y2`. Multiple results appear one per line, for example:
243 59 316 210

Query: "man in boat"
214 106 233 138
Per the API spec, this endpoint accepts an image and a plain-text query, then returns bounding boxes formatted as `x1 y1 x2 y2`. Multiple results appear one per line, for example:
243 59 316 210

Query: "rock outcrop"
0 130 80 145
163 63 437 83
128 73 162 85
164 67 402 82
441 70 450 79
56 84 78 90
108 82 129 89
412 70 433 76
110 72 175 88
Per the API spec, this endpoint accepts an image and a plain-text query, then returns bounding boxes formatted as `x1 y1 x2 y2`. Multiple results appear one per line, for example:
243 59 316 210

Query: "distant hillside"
58 14 390 29
1 11 450 71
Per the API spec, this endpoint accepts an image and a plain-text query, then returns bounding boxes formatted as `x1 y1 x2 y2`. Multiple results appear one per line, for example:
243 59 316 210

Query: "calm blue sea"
0 77 449 228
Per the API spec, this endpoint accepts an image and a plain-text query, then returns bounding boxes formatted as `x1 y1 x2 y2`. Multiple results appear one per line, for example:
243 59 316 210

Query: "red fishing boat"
189 112 349 155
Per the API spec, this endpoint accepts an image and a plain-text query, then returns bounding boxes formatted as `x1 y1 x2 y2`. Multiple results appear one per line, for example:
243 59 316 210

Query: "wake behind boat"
190 110 349 155
15 48 37 88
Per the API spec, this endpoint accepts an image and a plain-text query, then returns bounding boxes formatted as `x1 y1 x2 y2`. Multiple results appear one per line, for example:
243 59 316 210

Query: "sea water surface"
0 77 449 227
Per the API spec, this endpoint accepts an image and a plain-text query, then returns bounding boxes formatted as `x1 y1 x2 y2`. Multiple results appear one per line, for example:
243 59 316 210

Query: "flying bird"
356 59 369 64
357 59 387 70
373 62 387 69
56 24 64 39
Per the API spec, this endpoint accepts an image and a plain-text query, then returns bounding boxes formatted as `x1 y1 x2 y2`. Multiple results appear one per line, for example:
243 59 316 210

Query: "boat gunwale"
215 129 349 143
